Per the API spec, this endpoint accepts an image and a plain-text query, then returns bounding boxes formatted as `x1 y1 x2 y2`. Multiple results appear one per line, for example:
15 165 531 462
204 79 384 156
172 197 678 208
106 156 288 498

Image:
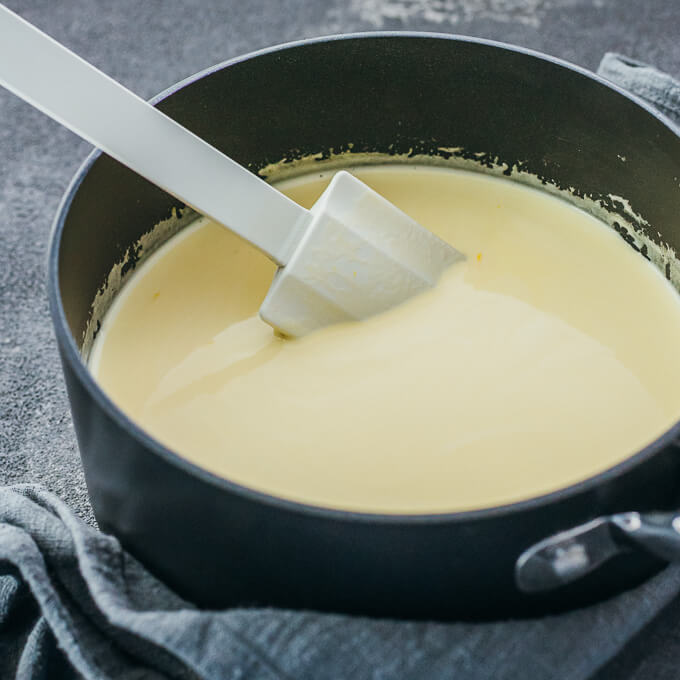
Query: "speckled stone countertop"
1 0 678 530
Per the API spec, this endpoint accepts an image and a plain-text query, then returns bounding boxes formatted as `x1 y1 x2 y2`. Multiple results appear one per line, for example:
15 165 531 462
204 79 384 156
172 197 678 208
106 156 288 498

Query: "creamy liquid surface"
90 166 680 513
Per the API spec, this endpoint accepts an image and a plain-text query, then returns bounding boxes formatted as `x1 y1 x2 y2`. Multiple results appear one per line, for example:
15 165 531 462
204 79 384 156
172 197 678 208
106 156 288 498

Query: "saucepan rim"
47 31 680 525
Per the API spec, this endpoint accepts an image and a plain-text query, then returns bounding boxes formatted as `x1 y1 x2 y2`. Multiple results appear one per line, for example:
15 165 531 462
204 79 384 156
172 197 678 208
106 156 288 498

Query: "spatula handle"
0 5 308 265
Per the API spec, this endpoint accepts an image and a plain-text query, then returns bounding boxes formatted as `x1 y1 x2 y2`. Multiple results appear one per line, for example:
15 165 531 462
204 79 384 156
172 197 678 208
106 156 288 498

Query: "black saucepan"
48 33 680 620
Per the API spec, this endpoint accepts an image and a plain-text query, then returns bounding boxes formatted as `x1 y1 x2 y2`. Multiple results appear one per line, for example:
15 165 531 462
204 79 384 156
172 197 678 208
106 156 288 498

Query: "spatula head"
259 170 465 337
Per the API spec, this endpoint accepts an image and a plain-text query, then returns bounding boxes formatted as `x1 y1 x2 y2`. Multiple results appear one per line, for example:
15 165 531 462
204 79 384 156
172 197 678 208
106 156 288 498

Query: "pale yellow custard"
89 166 680 513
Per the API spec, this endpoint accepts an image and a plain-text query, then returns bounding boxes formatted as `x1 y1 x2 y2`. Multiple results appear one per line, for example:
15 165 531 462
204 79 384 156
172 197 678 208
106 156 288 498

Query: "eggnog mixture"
89 166 680 513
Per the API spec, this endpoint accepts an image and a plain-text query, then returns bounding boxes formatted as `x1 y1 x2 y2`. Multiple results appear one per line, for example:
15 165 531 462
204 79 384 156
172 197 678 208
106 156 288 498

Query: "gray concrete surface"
0 0 678 526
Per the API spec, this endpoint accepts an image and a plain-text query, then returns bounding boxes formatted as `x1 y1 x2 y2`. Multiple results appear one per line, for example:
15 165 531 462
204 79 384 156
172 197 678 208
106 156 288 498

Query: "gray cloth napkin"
3 54 680 680
598 52 680 121
2 484 680 680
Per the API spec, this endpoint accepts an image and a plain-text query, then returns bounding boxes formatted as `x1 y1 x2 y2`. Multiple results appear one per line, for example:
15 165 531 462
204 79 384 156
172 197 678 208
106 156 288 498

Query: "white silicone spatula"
0 5 464 337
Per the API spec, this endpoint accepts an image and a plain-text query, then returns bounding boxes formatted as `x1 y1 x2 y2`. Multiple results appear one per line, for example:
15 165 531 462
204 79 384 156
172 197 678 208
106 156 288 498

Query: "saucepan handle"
515 510 680 593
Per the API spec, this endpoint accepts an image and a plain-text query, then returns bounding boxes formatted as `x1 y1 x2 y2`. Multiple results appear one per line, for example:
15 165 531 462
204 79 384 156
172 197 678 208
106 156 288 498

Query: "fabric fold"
597 52 680 121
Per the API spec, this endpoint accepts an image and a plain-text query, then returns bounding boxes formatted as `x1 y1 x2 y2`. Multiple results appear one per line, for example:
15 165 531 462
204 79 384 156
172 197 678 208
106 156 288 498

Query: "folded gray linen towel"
598 52 680 121
2 484 680 680
2 54 680 680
